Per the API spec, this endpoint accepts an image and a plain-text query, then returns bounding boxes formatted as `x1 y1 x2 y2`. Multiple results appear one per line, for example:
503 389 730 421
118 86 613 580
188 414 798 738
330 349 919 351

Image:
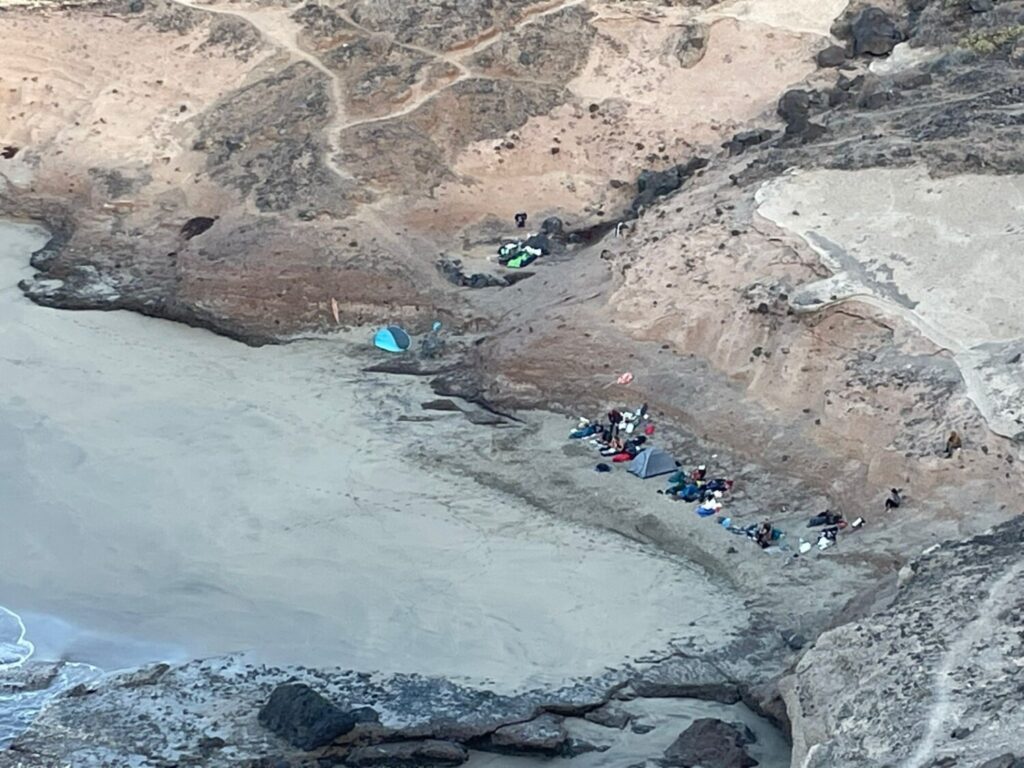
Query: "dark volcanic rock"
489 713 568 754
540 216 564 235
850 7 902 56
722 128 773 156
977 755 1024 768
778 89 826 141
180 216 216 240
816 45 848 67
662 718 758 768
345 740 468 766
632 157 709 212
258 683 376 751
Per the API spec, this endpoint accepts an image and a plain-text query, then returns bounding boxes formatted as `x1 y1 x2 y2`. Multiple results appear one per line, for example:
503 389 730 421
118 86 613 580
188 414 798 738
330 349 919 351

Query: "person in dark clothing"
607 408 623 439
884 488 903 511
514 212 527 228
944 430 962 457
755 519 774 549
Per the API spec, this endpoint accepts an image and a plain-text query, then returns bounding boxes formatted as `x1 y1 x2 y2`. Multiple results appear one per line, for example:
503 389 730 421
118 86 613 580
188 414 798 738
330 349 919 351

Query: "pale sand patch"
706 0 849 37
869 42 941 75
0 221 745 689
756 167 1024 437
0 10 265 192
426 16 819 232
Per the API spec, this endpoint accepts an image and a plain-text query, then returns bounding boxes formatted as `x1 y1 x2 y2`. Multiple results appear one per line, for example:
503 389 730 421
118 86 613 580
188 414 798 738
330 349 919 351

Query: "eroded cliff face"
782 516 1024 768
3 0 818 342
4 1 1024 763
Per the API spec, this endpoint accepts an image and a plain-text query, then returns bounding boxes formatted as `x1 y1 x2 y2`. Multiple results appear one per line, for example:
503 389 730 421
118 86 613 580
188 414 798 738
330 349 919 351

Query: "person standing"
944 430 962 458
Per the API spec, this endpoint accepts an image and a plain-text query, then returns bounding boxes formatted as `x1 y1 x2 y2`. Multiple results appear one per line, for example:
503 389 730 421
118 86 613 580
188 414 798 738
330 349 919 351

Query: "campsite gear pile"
498 233 552 269
569 406 677 477
571 404 870 558
569 407 792 553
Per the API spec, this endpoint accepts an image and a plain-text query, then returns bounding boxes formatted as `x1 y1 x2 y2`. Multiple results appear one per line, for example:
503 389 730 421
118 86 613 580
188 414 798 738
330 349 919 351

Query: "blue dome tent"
374 326 411 353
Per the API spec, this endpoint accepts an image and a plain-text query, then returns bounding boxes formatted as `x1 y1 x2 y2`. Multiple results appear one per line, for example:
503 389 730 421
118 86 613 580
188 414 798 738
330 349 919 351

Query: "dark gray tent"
628 447 677 479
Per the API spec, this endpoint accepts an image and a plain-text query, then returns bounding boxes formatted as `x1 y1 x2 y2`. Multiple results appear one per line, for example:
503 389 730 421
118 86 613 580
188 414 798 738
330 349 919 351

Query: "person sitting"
884 488 903 511
691 464 708 482
755 519 774 549
600 436 625 456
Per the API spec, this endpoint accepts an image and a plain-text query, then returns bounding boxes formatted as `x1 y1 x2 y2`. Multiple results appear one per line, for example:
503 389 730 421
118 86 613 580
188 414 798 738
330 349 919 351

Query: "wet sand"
0 220 746 690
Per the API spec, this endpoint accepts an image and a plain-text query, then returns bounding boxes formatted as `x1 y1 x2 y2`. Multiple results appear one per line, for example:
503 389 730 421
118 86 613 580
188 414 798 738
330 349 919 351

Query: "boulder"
977 756 1024 768
721 129 773 156
344 740 468 766
584 703 633 729
662 718 758 768
180 216 216 240
969 0 994 11
816 45 848 67
489 713 568 754
777 89 826 141
850 7 902 56
540 216 564 235
258 683 378 751
631 157 708 212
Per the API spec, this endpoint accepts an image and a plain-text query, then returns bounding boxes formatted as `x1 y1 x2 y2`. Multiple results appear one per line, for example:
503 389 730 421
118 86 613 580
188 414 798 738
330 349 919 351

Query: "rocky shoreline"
3 0 1024 765
0 630 793 767
4 516 1023 767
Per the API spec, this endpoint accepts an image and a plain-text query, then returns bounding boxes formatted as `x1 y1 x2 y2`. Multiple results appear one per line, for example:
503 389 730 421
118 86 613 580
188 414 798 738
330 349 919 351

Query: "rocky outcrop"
783 516 1024 767
258 683 377 751
661 718 758 768
663 720 761 768
487 713 568 754
848 7 903 56
344 740 468 766
631 158 709 213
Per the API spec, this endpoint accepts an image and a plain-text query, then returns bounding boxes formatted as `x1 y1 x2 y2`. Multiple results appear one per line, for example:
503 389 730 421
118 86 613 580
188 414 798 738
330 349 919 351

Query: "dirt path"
174 0 586 137
173 0 354 182
900 559 1024 768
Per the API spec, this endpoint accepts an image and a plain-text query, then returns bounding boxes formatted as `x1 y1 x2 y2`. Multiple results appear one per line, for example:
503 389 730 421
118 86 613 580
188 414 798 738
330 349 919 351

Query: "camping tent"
628 447 677 479
374 326 411 353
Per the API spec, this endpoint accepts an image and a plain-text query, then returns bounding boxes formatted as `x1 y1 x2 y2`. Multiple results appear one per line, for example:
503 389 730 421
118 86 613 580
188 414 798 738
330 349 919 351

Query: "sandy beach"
0 220 746 690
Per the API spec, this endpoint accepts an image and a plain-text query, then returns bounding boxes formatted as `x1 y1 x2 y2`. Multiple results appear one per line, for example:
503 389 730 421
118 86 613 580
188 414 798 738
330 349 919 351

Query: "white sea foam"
0 606 103 746
0 606 33 670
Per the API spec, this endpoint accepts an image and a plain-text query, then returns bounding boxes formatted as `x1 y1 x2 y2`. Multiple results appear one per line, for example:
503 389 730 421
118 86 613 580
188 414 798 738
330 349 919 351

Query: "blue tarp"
374 326 411 353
